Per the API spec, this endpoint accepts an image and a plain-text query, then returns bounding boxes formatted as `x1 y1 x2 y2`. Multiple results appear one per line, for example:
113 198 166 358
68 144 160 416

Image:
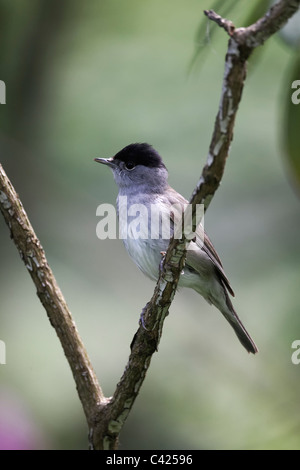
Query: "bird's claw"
139 303 150 331
159 251 166 272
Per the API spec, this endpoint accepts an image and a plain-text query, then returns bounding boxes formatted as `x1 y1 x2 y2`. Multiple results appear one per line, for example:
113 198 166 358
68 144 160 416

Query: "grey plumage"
95 143 258 354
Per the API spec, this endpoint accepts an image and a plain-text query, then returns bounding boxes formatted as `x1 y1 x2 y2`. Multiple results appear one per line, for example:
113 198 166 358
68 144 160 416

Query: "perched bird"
95 143 258 354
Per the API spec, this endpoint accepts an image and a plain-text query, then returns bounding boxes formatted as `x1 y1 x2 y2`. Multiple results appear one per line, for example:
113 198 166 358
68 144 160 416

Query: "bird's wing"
164 186 235 297
196 229 235 297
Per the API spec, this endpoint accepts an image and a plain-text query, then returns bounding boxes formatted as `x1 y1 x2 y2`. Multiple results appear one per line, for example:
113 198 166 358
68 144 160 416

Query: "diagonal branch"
91 0 299 450
0 166 107 426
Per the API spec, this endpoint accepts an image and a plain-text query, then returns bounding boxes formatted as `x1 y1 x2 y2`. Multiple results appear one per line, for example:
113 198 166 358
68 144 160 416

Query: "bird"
95 143 258 354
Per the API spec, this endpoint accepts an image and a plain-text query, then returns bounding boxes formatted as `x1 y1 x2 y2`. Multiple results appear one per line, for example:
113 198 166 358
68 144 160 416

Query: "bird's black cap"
113 143 166 169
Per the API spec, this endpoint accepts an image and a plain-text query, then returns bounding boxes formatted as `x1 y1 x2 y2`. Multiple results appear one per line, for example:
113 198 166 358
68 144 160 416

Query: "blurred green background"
0 0 300 450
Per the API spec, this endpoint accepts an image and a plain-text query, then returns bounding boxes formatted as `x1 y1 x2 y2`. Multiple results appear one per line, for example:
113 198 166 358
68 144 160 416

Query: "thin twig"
204 9 235 35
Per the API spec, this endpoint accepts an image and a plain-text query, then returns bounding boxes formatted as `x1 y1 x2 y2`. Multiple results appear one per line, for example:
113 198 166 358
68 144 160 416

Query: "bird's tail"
221 294 258 354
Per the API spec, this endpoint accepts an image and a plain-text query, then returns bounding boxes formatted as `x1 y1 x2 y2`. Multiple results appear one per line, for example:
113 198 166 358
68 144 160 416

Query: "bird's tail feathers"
222 294 258 354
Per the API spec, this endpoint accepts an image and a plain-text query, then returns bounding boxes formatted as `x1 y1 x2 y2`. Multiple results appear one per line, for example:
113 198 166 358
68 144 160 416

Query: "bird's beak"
94 157 116 167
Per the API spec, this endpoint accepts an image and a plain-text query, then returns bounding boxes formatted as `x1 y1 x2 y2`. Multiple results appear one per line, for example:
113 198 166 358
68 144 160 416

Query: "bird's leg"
139 302 150 331
139 251 166 332
159 251 166 272
130 302 150 350
132 252 167 351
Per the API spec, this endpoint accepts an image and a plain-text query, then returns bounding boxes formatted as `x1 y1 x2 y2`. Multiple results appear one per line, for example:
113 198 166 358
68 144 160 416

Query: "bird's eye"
125 161 135 170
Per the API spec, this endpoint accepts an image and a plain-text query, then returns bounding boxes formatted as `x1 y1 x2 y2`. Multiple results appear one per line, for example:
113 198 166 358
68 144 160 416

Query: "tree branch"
0 0 299 450
0 166 107 426
203 10 235 36
90 0 300 449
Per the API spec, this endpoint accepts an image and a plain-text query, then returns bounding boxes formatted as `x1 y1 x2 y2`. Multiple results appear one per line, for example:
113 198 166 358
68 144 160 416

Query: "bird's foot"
159 251 166 272
139 302 150 331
